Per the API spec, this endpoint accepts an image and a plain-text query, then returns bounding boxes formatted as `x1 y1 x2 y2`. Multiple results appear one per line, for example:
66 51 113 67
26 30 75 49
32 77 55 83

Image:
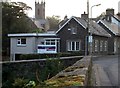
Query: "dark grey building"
56 16 110 55
98 9 120 54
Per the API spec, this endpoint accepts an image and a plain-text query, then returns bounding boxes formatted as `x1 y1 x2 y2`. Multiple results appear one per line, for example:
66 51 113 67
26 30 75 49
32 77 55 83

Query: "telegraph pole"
85 0 89 56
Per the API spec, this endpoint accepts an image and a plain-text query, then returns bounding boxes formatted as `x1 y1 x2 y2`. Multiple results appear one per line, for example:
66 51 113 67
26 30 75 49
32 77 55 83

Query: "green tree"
46 15 61 30
96 12 106 21
39 58 63 81
2 2 33 57
2 2 33 33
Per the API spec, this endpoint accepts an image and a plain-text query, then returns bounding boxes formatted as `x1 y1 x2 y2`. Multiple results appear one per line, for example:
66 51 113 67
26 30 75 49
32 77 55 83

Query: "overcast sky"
10 0 120 19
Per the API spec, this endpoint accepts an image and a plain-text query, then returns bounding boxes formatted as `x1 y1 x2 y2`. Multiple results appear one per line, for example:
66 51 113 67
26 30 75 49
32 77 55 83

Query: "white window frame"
17 38 26 46
94 40 98 52
104 41 108 51
100 40 103 51
45 39 56 45
114 39 117 53
37 38 60 54
67 41 80 51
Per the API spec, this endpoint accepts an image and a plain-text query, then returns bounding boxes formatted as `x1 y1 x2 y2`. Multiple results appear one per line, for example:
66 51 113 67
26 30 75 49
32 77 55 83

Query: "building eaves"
72 16 87 29
8 33 57 37
59 19 69 27
56 16 87 34
98 20 120 36
113 15 120 22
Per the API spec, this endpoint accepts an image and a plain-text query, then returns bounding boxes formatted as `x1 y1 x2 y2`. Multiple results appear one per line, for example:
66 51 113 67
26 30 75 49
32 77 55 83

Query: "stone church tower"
34 0 49 31
35 1 45 20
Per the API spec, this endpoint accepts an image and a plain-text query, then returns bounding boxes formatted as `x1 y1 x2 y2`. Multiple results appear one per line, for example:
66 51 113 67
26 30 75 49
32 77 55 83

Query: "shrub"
19 54 58 60
13 78 29 88
19 54 40 60
38 58 64 81
13 78 36 88
19 51 83 60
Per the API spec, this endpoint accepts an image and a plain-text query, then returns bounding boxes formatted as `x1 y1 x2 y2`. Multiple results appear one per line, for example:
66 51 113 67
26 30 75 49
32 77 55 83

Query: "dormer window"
107 16 110 21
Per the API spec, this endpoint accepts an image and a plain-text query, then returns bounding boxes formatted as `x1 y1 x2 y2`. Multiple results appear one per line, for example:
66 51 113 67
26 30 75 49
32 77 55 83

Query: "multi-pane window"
45 39 56 45
100 40 103 51
67 41 80 51
104 41 108 51
94 40 98 52
17 38 26 46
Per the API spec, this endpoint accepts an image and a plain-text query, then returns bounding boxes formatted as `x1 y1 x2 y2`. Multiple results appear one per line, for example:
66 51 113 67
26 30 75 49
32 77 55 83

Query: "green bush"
13 78 36 88
13 78 28 88
58 51 84 57
19 54 58 60
19 51 83 60
19 54 40 60
38 58 64 81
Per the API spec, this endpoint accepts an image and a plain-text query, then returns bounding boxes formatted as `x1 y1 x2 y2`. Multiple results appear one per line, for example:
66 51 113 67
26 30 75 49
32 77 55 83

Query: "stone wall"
45 56 92 87
2 56 83 85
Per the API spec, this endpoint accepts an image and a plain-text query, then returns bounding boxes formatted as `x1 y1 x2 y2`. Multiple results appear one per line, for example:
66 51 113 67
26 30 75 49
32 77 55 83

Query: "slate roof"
56 16 86 33
73 17 87 28
114 15 120 22
99 20 120 36
59 19 69 27
57 16 110 37
75 17 111 37
89 21 111 37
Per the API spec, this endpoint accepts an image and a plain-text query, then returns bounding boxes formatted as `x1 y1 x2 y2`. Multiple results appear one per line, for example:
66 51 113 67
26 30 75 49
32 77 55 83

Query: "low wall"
45 56 92 87
2 56 83 86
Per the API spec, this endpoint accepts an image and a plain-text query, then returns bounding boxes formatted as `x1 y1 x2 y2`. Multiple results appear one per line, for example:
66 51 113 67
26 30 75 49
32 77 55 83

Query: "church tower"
35 0 45 20
34 0 49 31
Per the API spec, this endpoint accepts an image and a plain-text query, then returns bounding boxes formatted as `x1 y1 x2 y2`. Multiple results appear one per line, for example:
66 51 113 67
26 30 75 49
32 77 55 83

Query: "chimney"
106 8 114 16
81 12 88 20
64 15 68 20
105 8 114 22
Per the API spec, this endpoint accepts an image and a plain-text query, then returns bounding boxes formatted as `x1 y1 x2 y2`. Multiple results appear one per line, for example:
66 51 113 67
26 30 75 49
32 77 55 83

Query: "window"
95 40 98 52
41 24 45 28
51 40 55 45
67 41 80 51
76 42 80 50
104 41 108 51
114 40 117 52
107 16 110 21
38 9 39 15
45 39 56 45
17 38 26 46
45 40 51 45
100 40 103 51
71 27 77 34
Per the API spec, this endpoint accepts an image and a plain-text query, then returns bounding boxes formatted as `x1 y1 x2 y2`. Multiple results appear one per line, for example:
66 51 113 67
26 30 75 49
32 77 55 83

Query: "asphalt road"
92 55 118 86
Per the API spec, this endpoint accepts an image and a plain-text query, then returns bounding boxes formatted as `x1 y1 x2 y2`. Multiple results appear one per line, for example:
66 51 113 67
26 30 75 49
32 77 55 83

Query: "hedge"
18 51 84 60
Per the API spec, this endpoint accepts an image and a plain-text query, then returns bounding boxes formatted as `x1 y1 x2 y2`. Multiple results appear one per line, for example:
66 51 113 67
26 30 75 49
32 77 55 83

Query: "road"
92 55 118 86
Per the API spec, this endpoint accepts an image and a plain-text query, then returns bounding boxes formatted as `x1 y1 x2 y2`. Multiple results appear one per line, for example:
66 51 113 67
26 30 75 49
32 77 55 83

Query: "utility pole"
85 0 89 56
